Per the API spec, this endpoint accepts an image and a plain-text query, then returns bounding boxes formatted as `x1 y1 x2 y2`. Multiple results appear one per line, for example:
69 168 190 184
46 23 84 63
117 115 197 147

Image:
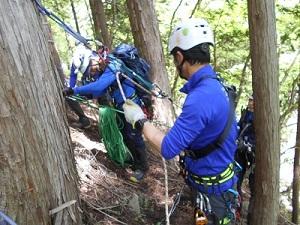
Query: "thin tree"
126 0 175 125
89 0 112 49
0 1 81 224
70 0 80 34
292 84 300 224
247 0 280 224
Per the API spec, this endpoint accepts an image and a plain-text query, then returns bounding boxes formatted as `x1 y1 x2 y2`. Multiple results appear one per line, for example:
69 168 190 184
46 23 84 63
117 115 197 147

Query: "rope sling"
68 96 132 166
98 107 132 166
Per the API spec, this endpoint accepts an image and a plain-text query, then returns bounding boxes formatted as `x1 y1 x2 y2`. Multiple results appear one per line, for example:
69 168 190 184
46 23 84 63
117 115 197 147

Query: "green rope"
98 107 132 166
67 95 124 113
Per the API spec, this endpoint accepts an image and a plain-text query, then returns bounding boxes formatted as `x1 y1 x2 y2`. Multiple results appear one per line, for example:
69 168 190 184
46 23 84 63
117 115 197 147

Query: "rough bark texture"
0 1 81 224
89 0 112 49
126 0 174 125
43 20 66 84
247 0 280 224
292 85 300 224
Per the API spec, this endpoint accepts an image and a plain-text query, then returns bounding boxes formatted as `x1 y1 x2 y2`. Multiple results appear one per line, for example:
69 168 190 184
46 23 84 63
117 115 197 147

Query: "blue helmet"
112 43 138 60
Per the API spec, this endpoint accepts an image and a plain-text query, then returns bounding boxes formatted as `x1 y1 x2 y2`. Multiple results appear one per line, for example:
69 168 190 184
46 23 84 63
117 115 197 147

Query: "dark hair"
171 43 211 65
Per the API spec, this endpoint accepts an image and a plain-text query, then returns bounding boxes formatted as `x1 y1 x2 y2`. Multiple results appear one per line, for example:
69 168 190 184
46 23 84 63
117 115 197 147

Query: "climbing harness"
190 163 235 186
194 190 239 225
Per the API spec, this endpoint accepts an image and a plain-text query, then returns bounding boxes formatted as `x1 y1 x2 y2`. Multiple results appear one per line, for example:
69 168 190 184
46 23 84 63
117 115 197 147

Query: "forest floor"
66 104 290 225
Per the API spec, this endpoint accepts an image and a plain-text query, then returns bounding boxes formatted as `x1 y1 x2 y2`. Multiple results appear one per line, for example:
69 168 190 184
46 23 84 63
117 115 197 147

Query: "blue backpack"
112 43 151 82
112 43 154 118
112 43 155 92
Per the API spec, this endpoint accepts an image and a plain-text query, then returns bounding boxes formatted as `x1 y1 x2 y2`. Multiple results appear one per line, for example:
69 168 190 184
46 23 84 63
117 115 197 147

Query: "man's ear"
174 51 184 65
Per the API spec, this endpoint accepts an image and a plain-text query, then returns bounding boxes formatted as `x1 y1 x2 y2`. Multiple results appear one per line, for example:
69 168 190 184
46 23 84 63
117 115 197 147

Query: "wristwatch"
135 118 148 132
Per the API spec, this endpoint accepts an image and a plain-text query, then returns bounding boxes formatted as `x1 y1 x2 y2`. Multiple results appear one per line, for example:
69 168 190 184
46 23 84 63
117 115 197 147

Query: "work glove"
63 87 74 97
122 99 146 127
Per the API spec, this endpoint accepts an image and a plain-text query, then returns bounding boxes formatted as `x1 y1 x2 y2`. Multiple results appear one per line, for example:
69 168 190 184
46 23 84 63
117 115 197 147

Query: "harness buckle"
178 152 188 179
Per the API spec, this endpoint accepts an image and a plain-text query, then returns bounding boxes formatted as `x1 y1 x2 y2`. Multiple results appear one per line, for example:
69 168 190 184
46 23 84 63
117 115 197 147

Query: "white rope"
162 158 170 225
116 72 126 102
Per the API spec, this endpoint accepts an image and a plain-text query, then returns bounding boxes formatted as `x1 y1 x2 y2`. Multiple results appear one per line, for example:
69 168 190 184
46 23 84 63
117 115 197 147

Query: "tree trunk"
126 0 175 125
70 0 80 34
0 1 81 224
292 84 300 224
84 0 95 39
235 54 250 106
43 18 66 84
89 0 112 49
247 1 280 225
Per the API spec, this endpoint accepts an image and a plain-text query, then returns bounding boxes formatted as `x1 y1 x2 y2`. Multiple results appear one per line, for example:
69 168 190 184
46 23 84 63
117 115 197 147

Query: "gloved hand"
123 99 146 127
63 87 74 97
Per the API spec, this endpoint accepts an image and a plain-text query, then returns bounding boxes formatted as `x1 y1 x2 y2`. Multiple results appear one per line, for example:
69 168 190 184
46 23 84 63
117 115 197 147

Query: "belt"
190 163 235 186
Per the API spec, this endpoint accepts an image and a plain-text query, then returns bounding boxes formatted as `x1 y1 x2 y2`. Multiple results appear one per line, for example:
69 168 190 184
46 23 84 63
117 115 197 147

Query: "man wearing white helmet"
122 18 238 224
63 43 149 182
64 43 105 129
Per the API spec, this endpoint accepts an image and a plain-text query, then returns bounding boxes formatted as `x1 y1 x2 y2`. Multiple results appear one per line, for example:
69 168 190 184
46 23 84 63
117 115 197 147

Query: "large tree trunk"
89 0 112 49
292 84 300 224
0 1 81 224
43 18 66 84
126 0 175 125
247 1 280 225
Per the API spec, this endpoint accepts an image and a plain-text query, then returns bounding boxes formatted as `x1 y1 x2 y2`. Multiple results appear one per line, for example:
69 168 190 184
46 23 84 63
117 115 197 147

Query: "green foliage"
104 0 133 46
43 0 299 123
276 4 300 125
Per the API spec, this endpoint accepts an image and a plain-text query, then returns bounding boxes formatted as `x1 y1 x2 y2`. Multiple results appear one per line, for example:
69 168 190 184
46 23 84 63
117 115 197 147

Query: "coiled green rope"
98 107 132 166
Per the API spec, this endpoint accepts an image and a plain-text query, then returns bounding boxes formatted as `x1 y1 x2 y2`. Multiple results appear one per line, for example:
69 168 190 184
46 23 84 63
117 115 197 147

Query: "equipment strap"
184 75 235 160
33 0 89 45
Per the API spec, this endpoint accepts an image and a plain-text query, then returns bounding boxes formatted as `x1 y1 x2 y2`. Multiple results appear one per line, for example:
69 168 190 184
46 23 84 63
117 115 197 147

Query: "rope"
98 107 132 166
116 73 127 102
118 72 168 99
67 96 124 113
0 211 17 225
163 158 170 225
33 0 89 45
168 185 184 217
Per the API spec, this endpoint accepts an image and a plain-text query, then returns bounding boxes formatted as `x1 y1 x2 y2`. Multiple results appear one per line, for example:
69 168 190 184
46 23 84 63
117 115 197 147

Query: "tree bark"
247 1 280 225
292 84 300 224
43 18 66 84
89 0 112 49
0 1 81 224
70 0 80 34
126 0 175 125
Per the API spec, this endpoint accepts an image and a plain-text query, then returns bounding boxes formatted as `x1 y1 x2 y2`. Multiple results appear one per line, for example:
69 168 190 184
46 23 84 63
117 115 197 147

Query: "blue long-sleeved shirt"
72 57 138 107
161 64 238 195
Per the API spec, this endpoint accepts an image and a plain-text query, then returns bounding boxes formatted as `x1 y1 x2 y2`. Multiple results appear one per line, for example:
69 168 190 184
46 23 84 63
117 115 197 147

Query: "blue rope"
0 211 18 225
33 0 89 45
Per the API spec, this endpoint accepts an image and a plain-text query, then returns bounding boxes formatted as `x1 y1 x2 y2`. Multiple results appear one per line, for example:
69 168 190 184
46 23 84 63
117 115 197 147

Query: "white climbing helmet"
168 18 214 53
72 44 95 74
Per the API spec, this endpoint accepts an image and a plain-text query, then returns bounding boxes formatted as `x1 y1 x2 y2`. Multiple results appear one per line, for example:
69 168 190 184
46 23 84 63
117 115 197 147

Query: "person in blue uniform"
122 18 239 225
63 44 148 182
64 43 99 129
235 95 255 224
